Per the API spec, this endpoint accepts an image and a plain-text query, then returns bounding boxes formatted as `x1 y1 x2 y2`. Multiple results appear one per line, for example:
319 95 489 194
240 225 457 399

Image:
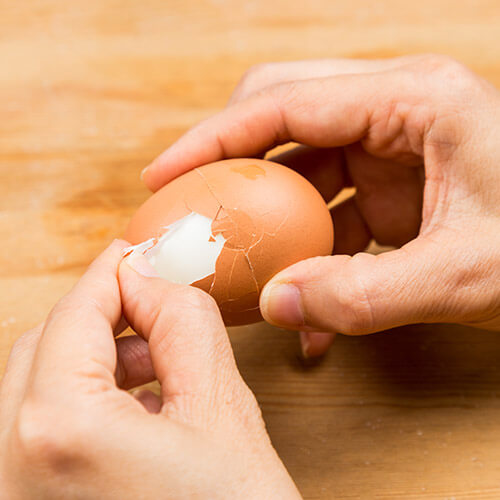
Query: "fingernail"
140 165 150 181
125 253 159 278
299 331 310 359
261 283 304 327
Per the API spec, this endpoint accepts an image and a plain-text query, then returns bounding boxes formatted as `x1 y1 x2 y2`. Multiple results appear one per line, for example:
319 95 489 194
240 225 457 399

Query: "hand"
142 54 500 357
0 241 300 499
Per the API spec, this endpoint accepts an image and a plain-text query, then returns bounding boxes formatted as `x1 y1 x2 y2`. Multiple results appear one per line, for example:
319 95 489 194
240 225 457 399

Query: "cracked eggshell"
124 158 334 326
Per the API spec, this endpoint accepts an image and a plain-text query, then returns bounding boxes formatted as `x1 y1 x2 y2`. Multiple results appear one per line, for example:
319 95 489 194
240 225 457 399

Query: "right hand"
142 54 500 357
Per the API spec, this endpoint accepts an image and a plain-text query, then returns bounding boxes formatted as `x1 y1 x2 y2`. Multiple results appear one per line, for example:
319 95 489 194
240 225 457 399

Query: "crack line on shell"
220 304 261 314
237 306 260 313
242 251 260 293
195 168 261 299
244 210 289 256
195 169 291 301
226 248 238 291
209 201 226 296
198 179 232 297
220 247 259 298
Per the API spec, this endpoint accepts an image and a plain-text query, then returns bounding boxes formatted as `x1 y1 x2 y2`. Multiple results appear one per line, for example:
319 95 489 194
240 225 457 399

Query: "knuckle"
421 53 460 71
240 63 269 85
417 54 477 92
13 399 92 471
242 63 267 80
231 64 269 101
268 79 299 105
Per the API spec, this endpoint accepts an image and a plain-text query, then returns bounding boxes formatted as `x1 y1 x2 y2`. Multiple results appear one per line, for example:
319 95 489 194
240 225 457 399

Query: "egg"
124 158 334 325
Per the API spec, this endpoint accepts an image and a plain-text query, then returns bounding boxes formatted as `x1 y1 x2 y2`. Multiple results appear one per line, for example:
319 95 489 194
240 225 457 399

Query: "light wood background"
1 1 499 498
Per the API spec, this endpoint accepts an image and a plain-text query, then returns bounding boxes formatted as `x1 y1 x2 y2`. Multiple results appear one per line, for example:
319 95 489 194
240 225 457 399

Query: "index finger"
26 240 128 398
142 68 427 192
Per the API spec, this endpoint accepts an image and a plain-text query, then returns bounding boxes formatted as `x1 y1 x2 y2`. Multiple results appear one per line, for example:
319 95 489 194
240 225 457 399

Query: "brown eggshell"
124 158 334 325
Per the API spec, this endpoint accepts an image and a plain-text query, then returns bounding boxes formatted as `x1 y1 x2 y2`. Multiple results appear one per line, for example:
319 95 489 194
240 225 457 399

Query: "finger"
28 240 128 397
0 325 43 428
132 389 162 414
299 331 336 359
260 236 463 335
142 68 426 191
146 55 428 191
115 335 155 390
268 145 350 202
344 143 423 247
331 195 372 255
118 253 240 404
228 56 420 105
270 144 421 253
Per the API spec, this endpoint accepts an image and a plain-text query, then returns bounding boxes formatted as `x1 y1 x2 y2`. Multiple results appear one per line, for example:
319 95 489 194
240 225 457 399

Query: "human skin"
0 241 301 499
142 54 500 357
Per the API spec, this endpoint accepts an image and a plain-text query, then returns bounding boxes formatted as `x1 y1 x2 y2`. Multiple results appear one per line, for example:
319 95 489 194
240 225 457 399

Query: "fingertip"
132 389 162 414
118 254 162 311
123 253 160 279
112 238 131 246
260 281 305 328
115 335 155 389
260 256 343 331
141 159 162 191
299 331 336 358
89 239 131 272
91 239 130 265
299 331 310 358
141 156 192 193
141 128 212 192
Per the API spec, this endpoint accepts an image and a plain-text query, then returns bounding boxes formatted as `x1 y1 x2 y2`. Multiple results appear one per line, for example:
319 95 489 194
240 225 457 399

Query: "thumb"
260 238 456 335
118 252 240 405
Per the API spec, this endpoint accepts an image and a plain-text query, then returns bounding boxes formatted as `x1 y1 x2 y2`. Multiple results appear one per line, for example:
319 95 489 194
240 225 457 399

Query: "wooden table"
1 1 499 498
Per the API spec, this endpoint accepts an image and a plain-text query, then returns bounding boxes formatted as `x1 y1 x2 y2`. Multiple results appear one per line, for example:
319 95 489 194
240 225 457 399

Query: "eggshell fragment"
124 158 334 325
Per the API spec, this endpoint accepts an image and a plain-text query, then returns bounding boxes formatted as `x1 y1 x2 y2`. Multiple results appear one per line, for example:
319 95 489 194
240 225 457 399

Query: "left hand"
0 240 300 499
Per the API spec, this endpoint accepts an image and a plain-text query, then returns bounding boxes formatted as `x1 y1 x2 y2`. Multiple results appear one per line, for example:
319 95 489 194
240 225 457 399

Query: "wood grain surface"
1 1 499 498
